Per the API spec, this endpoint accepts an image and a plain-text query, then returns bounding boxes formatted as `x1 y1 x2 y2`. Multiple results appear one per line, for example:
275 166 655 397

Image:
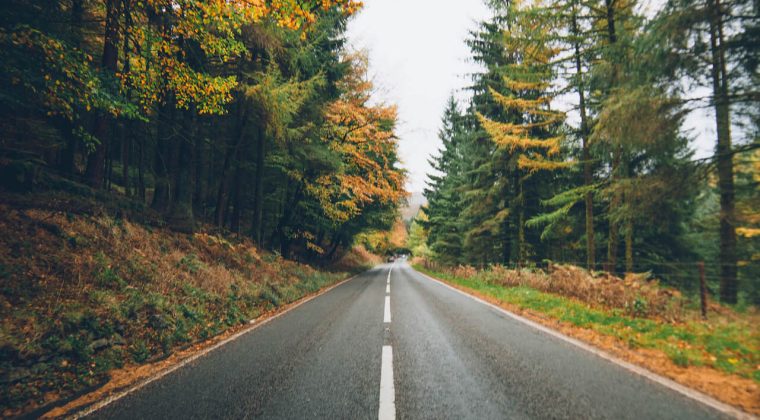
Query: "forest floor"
413 262 760 415
0 190 378 417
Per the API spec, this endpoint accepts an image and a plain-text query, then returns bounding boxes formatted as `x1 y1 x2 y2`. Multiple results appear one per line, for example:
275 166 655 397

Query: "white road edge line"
69 273 362 419
412 266 755 420
386 283 390 294
378 345 396 420
384 295 391 323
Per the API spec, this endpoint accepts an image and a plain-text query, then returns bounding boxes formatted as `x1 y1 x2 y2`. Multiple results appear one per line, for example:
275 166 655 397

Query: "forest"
0 0 759 416
0 1 412 413
0 0 404 262
412 0 759 305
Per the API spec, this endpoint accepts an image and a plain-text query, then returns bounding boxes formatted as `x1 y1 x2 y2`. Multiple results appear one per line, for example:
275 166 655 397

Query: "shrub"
434 261 685 320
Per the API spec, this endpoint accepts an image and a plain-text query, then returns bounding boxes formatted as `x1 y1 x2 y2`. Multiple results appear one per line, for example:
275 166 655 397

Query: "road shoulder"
43 272 363 419
410 265 758 419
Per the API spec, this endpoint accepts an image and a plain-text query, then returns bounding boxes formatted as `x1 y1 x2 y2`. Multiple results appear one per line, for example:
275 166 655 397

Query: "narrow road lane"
92 267 387 419
391 263 724 420
89 262 727 419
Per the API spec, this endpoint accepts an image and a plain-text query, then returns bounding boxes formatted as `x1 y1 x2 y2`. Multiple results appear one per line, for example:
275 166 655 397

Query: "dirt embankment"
0 196 372 417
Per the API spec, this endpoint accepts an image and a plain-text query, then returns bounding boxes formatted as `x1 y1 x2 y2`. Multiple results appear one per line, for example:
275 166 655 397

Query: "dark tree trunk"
194 129 206 218
607 152 621 273
59 119 78 175
60 0 83 175
708 0 737 303
571 3 595 270
152 103 174 213
168 110 195 233
604 0 620 273
230 167 241 233
214 99 247 226
326 231 343 261
85 0 120 187
625 217 633 273
120 0 132 196
273 183 303 259
121 123 130 196
106 138 114 190
138 131 146 201
251 125 266 244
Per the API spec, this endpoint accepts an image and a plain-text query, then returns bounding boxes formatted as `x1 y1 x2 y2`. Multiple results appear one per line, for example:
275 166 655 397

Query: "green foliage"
421 0 757 305
0 0 398 264
417 264 760 382
178 254 205 274
93 252 126 289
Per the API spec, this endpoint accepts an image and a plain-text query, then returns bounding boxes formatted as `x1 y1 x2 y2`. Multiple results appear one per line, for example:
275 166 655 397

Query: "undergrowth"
414 264 760 384
0 204 370 416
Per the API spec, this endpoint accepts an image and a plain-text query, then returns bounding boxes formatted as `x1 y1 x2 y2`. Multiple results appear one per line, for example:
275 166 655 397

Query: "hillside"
0 190 376 417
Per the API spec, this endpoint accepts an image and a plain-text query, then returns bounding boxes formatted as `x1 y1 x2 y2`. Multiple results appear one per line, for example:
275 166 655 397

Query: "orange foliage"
309 51 406 222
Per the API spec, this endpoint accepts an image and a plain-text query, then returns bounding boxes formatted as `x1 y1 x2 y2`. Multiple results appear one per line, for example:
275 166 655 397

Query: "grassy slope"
0 198 373 416
413 264 759 412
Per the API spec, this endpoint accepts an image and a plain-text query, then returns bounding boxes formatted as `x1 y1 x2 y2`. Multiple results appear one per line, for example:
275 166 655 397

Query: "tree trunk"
106 139 113 190
121 124 130 196
120 0 132 197
607 167 621 273
230 167 241 233
138 131 146 201
708 0 737 303
326 228 344 261
604 0 620 274
214 99 247 226
572 5 595 270
194 130 206 218
167 111 195 233
251 125 266 245
85 0 120 187
60 0 84 175
151 103 174 213
517 178 526 263
625 217 633 274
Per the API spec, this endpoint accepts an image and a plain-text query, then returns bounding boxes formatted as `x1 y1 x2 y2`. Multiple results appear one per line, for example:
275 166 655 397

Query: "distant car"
387 256 395 262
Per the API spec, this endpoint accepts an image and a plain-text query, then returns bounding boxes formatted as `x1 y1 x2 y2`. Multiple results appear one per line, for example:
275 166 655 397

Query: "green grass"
415 264 760 383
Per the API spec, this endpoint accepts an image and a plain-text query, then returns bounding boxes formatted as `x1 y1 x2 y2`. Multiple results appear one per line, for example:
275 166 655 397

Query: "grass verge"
413 263 760 415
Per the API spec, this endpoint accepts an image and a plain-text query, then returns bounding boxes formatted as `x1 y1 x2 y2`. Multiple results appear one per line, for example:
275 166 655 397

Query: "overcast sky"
346 0 491 192
346 0 717 193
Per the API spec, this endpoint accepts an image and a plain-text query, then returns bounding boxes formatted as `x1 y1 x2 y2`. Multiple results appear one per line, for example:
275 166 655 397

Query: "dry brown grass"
422 260 686 320
330 245 382 272
0 203 366 417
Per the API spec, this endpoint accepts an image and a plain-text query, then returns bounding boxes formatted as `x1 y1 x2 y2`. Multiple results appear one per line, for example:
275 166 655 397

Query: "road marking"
387 266 392 284
384 295 391 323
378 345 396 420
411 266 754 420
68 273 362 419
386 283 390 294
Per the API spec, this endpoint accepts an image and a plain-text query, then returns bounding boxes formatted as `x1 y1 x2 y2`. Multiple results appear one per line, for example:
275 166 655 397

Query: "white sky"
346 0 492 192
346 0 719 193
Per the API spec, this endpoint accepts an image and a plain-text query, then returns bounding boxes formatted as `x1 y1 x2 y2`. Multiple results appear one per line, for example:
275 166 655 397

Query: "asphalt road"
89 262 728 419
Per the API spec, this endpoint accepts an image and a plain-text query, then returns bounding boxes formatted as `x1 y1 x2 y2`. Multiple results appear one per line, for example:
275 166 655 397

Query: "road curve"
88 262 727 419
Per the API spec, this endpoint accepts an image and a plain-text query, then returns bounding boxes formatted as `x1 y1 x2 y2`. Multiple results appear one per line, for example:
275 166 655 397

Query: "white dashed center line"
383 295 391 323
378 345 395 420
379 265 395 419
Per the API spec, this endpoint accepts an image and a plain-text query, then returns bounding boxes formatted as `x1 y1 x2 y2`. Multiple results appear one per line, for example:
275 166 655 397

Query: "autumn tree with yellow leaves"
0 0 406 261
476 0 569 260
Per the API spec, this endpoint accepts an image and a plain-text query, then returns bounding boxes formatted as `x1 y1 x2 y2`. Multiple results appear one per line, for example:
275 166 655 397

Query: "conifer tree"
477 0 570 262
424 96 466 263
